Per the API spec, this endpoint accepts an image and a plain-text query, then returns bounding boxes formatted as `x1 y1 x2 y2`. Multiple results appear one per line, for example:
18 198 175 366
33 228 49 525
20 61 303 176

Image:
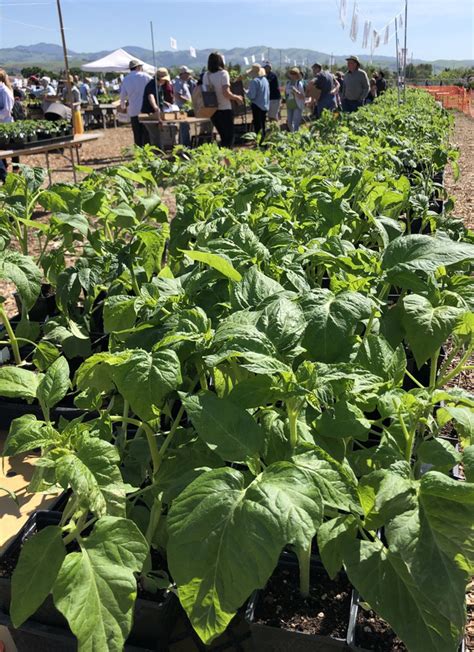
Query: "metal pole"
279 49 282 72
402 0 408 101
150 21 160 115
56 0 74 132
395 18 401 106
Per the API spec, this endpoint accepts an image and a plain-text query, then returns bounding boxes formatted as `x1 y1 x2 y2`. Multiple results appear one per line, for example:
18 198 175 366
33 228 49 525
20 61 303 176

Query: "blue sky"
0 0 473 61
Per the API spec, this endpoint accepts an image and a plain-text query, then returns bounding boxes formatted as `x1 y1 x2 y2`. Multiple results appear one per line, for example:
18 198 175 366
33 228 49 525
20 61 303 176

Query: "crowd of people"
119 53 388 148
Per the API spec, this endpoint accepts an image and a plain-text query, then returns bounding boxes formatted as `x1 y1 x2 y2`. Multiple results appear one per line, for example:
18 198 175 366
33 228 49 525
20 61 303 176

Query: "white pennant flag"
251 54 256 63
350 2 359 42
261 53 265 61
375 32 381 48
362 20 371 48
189 46 197 58
170 37 177 50
244 56 249 66
339 0 347 28
399 12 403 28
294 59 297 66
384 25 390 45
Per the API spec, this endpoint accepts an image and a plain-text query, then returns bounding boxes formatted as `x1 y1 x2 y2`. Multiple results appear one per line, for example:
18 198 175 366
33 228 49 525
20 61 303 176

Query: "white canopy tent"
81 48 155 75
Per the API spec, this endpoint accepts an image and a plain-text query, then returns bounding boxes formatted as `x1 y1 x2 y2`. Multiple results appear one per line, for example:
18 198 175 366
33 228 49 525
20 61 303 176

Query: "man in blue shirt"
309 63 338 119
246 63 270 141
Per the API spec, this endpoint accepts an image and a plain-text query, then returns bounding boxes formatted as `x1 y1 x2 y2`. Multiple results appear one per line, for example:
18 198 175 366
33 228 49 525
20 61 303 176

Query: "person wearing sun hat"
285 67 305 132
120 59 152 146
142 67 175 118
342 55 369 113
246 63 270 140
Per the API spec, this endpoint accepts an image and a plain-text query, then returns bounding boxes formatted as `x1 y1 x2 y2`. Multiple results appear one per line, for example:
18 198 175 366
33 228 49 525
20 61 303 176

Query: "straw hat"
156 67 171 81
289 67 301 76
246 63 266 77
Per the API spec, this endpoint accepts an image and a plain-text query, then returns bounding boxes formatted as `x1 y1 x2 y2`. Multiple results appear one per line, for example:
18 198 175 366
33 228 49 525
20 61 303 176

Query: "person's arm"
331 79 340 95
359 72 370 101
119 79 128 112
222 84 243 104
247 79 257 102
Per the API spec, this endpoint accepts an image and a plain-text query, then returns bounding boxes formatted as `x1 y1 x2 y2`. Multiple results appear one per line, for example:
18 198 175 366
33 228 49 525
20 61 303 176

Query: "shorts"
268 99 281 120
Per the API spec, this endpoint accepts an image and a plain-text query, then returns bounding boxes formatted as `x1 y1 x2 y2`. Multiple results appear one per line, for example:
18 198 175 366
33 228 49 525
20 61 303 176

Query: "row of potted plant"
0 88 472 652
0 120 73 149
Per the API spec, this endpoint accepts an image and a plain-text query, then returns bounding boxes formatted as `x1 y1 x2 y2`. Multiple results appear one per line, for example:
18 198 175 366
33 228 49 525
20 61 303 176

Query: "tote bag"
192 73 218 118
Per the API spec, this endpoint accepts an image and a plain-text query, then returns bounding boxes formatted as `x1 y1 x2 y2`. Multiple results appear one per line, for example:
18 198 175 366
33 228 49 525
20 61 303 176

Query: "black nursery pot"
0 511 179 652
245 557 353 651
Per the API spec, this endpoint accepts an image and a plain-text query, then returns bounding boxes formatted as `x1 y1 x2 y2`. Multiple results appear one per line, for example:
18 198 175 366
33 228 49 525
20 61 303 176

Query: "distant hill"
1 42 473 74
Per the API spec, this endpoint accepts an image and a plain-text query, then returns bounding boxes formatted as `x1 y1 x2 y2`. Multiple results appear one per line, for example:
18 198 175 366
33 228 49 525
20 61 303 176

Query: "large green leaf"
292 449 360 512
0 366 40 401
36 356 70 410
182 391 264 462
53 517 148 652
231 266 284 310
257 296 306 355
182 250 242 282
387 472 474 633
316 400 371 441
11 526 66 628
382 235 474 281
302 289 374 363
103 295 137 333
402 295 464 367
168 464 323 644
112 349 182 420
4 414 55 456
343 539 462 652
0 250 41 311
55 433 127 517
355 334 406 386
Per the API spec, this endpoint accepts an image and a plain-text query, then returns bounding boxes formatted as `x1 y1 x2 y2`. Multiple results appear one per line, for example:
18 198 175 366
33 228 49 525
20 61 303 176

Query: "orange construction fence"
410 85 473 117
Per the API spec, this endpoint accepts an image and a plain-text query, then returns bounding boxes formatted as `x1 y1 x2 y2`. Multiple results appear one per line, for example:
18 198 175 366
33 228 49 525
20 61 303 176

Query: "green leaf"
4 415 54 456
11 526 66 628
182 249 242 282
32 341 60 372
444 406 474 445
75 351 131 394
386 472 474 637
382 234 474 281
343 539 462 652
318 515 358 579
103 295 137 333
316 400 371 441
0 366 40 401
402 295 463 367
292 449 360 512
53 517 148 652
257 296 306 355
302 289 374 363
55 433 127 517
463 446 474 482
0 250 41 311
37 357 70 410
231 266 284 310
111 349 182 421
168 464 323 644
182 391 264 462
417 438 461 472
355 335 406 386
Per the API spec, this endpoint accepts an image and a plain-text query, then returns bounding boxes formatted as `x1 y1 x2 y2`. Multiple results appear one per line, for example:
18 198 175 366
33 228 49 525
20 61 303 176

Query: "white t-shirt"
0 83 14 123
204 70 231 111
120 70 152 117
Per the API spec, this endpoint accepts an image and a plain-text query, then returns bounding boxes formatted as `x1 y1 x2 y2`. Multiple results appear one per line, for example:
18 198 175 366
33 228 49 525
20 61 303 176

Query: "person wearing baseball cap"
246 63 270 141
341 55 369 113
120 59 152 146
173 65 196 109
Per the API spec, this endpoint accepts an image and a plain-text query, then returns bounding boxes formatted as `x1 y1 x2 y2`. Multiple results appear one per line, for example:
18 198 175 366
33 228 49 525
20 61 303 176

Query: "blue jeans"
315 95 337 118
342 98 364 113
287 107 302 132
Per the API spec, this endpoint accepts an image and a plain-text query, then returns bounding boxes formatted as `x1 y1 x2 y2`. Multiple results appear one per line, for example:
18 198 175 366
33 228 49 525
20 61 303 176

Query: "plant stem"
404 368 425 389
361 307 378 346
110 416 161 474
145 497 162 545
399 411 414 463
296 543 312 598
437 346 473 388
0 306 21 365
429 348 440 390
287 405 299 450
